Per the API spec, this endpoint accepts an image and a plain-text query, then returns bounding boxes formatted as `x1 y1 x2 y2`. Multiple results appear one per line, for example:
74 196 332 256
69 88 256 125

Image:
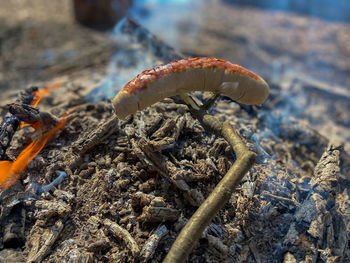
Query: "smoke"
86 18 166 101
128 0 201 48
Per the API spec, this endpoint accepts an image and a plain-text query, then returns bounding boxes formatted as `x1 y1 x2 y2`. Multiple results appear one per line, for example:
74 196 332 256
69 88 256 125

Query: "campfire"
0 2 350 263
0 81 67 190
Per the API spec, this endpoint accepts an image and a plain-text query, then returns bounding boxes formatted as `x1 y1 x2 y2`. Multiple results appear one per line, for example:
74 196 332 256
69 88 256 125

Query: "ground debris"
103 217 140 257
0 248 25 263
284 143 347 261
33 199 71 221
207 234 228 260
0 11 349 262
24 219 64 263
132 193 180 223
139 225 168 262
0 81 349 262
138 200 180 223
47 239 93 263
72 115 119 154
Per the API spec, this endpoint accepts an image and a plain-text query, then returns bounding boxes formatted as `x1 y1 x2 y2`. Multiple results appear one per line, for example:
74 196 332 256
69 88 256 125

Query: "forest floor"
0 1 349 262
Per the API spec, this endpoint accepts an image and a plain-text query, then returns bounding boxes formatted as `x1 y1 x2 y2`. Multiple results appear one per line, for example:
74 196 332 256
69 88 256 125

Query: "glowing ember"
0 115 67 190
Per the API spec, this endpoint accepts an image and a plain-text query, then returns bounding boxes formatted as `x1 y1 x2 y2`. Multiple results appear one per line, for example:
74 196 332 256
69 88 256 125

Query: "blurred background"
0 0 349 150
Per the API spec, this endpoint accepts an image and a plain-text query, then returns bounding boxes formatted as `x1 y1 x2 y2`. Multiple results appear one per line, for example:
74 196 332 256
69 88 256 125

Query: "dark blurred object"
73 0 131 30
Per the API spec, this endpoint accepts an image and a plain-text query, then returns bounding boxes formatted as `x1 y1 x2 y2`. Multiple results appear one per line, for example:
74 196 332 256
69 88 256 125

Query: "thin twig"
163 93 256 263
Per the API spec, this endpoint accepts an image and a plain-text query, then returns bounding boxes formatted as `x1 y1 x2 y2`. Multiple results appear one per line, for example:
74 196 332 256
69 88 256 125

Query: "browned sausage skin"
112 57 269 119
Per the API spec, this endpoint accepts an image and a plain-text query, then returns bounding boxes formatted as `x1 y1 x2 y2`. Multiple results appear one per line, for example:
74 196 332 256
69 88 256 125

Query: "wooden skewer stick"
163 92 256 263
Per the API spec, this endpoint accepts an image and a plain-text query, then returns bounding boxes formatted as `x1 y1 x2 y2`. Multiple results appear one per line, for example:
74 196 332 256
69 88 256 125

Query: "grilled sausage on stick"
112 57 269 119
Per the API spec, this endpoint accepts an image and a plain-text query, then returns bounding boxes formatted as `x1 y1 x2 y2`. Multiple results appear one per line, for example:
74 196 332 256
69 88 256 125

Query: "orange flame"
18 79 64 130
0 115 67 190
19 121 42 130
31 79 64 108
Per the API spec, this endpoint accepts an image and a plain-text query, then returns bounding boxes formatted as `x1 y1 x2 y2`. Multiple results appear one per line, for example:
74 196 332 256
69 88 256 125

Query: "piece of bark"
25 220 64 263
33 199 71 221
8 103 59 130
139 225 168 262
0 116 20 160
284 143 346 261
103 218 140 257
0 86 38 160
138 197 180 223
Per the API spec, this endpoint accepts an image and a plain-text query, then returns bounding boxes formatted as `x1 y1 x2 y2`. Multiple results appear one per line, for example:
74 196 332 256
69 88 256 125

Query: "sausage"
112 57 269 119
